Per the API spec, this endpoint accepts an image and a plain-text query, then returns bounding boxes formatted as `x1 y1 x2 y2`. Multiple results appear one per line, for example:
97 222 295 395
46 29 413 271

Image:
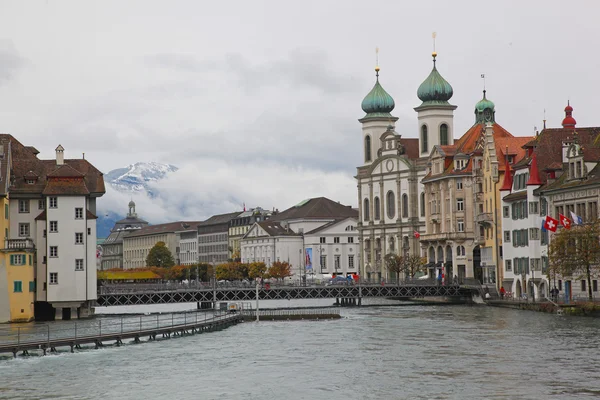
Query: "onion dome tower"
475 90 496 124
414 50 457 156
416 53 454 106
562 101 576 130
361 67 395 118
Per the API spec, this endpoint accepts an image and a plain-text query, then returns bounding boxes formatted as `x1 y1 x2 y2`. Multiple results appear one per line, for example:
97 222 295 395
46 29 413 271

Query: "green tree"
549 219 600 301
146 241 175 268
404 255 426 278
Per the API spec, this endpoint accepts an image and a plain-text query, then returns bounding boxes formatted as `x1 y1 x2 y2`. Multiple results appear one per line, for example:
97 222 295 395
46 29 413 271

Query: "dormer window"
26 179 35 185
455 159 466 170
508 156 515 164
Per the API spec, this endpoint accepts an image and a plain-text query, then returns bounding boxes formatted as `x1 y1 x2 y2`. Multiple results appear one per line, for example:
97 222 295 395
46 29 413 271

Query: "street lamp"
212 256 217 310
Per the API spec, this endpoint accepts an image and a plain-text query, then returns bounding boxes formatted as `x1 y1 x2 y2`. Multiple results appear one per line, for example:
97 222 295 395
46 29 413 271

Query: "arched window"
402 194 409 218
440 124 449 146
386 191 395 219
421 125 428 154
363 198 370 221
374 197 381 220
364 135 372 162
420 192 425 217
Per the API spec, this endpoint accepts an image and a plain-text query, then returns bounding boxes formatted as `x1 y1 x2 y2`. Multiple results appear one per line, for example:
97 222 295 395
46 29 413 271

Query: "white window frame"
456 179 463 190
49 197 58 209
75 233 84 244
38 199 45 210
50 246 58 258
334 255 341 271
456 198 464 211
49 272 58 284
505 260 512 271
18 223 30 237
75 207 84 219
457 220 465 232
348 255 354 269
18 200 29 213
75 259 84 271
50 221 58 233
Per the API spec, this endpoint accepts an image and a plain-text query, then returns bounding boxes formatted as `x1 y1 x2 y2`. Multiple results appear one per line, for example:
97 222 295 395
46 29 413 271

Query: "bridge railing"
240 308 340 318
0 310 231 348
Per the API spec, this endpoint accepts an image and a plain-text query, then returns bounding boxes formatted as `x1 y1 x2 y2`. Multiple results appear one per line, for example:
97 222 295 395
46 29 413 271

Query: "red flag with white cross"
544 215 559 232
559 214 572 230
414 230 420 239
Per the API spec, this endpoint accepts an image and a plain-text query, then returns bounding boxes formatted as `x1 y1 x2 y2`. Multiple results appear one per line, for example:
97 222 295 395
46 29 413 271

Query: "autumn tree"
248 262 267 280
549 219 600 301
146 241 175 268
267 261 292 282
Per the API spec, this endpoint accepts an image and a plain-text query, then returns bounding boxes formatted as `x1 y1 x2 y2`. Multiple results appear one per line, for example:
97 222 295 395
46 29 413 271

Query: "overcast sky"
1 0 598 222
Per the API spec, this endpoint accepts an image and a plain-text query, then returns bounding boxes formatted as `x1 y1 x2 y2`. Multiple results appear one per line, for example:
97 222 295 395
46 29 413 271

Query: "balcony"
419 232 448 242
2 238 35 252
476 212 493 224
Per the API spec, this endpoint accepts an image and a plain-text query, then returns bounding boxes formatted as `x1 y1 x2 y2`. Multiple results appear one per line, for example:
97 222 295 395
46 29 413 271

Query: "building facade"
198 212 241 264
4 139 104 320
178 229 198 265
355 58 433 282
241 197 358 279
100 200 148 270
502 104 600 300
123 221 202 268
228 207 271 260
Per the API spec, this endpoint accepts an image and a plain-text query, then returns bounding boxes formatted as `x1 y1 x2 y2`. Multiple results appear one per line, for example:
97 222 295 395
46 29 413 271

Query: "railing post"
17 327 20 345
47 324 50 345
139 315 142 331
99 319 102 336
172 313 174 327
156 314 159 329
120 318 123 334
185 312 187 326
75 323 77 339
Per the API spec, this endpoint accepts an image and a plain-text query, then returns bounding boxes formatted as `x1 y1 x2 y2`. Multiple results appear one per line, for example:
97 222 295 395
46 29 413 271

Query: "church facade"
356 53 456 281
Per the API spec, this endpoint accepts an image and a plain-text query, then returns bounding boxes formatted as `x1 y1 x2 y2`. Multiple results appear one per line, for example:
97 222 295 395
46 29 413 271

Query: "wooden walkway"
0 312 242 358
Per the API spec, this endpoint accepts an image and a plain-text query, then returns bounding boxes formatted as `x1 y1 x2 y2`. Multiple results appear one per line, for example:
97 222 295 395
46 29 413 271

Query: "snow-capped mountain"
104 162 178 196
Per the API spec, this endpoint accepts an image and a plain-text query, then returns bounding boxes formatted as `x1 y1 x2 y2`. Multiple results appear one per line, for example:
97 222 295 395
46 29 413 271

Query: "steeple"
416 52 454 106
128 200 137 217
361 66 395 118
562 101 576 130
475 90 496 124
527 153 543 186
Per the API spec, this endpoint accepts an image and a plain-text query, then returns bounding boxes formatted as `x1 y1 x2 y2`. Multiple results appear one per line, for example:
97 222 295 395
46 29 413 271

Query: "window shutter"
10 255 14 265
29 255 32 265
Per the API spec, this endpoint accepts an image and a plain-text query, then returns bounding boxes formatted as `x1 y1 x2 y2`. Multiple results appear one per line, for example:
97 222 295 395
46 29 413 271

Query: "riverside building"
0 138 105 321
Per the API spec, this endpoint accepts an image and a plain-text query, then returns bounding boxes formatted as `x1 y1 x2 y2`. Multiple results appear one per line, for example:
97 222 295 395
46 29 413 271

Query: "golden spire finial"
375 46 380 74
432 32 437 58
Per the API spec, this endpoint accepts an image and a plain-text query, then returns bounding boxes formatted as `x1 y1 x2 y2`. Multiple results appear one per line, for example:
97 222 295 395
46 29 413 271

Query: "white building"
178 229 198 265
240 197 358 279
8 141 104 320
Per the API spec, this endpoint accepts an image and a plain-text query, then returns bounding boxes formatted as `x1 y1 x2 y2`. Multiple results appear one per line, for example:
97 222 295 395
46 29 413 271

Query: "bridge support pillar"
335 298 340 306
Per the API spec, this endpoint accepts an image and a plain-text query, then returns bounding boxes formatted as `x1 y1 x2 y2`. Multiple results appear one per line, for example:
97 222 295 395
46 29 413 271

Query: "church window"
440 124 449 146
363 199 370 221
364 136 372 162
421 125 428 154
386 191 395 219
420 192 425 217
374 197 381 220
402 194 409 218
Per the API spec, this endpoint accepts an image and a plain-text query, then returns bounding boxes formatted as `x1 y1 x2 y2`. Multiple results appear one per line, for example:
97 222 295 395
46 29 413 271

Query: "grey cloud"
0 40 25 84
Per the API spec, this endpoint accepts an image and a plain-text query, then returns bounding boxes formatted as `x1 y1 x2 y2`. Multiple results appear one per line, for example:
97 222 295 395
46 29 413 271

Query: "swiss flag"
544 215 559 232
413 230 420 239
559 214 572 230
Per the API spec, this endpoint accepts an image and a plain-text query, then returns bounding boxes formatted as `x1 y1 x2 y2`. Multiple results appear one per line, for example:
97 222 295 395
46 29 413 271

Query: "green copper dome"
361 69 395 117
475 90 496 124
417 55 453 105
475 90 495 112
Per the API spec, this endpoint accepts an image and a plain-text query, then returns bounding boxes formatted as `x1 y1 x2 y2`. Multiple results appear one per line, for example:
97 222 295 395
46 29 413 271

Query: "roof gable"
269 197 358 222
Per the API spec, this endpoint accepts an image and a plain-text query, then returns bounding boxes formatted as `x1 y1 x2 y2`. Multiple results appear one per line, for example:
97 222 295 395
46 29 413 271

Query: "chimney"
55 145 65 165
82 152 85 160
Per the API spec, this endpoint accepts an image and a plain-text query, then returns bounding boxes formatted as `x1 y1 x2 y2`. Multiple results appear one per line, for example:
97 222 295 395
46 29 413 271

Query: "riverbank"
487 299 600 316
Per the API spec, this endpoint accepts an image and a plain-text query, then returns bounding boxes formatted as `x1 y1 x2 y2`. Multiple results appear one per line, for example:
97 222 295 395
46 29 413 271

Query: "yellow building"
479 121 532 290
0 195 36 323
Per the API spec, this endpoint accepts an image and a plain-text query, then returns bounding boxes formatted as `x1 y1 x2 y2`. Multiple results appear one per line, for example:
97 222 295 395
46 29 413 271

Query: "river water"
1 301 599 400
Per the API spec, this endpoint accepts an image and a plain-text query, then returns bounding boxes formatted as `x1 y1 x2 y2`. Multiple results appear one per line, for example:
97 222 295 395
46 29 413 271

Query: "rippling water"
1 304 599 400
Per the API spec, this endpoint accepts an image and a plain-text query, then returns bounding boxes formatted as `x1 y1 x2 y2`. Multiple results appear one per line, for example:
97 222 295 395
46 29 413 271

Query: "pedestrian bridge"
96 282 479 307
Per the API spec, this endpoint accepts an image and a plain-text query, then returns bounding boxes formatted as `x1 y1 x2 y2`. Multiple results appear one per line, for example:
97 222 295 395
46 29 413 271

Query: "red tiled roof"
43 178 90 195
515 127 600 185
495 136 533 172
1 134 106 197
